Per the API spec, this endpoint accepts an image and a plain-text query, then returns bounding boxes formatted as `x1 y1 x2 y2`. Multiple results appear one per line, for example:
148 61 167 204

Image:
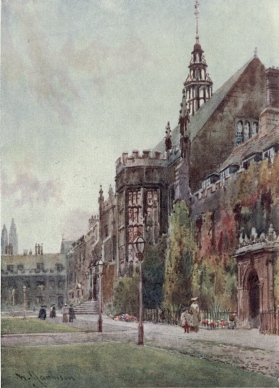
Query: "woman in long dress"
190 297 200 332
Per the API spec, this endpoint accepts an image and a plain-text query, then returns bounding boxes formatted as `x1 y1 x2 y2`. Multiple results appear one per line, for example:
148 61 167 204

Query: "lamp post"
12 288 15 308
97 258 104 332
133 236 146 345
23 285 26 319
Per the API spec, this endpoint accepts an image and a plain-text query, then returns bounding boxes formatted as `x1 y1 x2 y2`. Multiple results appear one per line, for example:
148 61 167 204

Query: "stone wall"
190 57 266 192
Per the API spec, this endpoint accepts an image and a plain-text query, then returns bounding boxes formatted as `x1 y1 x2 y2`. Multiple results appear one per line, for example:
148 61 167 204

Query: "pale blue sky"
2 0 279 252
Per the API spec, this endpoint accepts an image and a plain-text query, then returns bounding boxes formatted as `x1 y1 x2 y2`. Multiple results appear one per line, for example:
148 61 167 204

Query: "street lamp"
23 285 26 319
97 258 104 332
12 288 15 308
133 236 146 345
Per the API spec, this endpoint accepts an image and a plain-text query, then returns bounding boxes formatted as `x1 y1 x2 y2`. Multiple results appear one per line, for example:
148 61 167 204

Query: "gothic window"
56 263 64 272
49 279 55 289
112 236 116 260
252 122 258 136
236 120 243 145
105 225 109 237
36 263 44 272
244 121 250 142
36 281 45 291
58 280 65 289
17 264 24 271
7 265 14 273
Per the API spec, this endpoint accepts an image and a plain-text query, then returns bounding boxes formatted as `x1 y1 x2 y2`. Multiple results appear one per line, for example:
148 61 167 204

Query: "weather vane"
194 0 200 44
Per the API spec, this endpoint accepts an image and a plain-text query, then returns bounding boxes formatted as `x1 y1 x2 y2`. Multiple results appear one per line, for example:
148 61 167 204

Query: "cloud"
2 1 79 125
2 169 63 207
63 35 151 92
98 0 127 15
61 208 93 241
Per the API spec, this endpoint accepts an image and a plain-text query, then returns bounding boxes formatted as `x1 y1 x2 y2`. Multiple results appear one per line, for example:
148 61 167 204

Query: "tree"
142 237 166 309
112 275 139 317
163 201 197 311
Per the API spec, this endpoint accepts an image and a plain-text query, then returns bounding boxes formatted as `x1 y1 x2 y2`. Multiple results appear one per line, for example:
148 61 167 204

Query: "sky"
2 0 279 254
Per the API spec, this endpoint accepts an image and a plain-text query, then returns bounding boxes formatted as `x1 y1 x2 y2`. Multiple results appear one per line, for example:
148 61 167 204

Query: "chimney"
266 67 279 107
41 243 43 255
259 67 279 137
35 243 38 255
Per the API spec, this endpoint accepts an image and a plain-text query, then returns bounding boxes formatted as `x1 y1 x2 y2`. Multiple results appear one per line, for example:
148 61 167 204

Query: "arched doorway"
247 270 260 328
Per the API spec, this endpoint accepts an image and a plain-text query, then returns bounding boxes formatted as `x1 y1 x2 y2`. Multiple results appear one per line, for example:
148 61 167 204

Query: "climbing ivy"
163 200 197 311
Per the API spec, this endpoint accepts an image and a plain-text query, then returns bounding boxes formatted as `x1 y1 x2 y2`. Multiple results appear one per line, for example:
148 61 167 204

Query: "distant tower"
60 235 65 254
9 218 18 255
165 122 172 152
1 224 8 255
180 0 213 117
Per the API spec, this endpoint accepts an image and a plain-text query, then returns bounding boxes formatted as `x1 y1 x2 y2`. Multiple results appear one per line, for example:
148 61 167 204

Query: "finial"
194 0 200 44
254 47 258 58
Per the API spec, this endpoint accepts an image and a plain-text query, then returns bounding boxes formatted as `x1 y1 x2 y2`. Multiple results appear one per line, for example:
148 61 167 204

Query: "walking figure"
190 297 200 332
180 308 191 333
68 304 76 323
50 304 56 318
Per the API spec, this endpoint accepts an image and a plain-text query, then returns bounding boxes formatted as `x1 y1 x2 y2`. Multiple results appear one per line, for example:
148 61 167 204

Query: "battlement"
115 149 170 172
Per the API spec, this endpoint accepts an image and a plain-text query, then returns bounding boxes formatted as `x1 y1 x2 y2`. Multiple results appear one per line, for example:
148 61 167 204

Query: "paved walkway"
2 314 279 379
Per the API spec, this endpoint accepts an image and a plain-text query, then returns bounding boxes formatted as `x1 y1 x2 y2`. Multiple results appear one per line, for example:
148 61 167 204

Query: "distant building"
1 243 67 310
1 219 19 255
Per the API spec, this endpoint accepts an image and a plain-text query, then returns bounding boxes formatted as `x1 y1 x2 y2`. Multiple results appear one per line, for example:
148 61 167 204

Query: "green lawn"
1 318 81 334
2 343 278 388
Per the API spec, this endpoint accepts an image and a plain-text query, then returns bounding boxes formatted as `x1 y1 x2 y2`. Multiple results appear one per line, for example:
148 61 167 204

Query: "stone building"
67 187 117 307
1 244 67 310
66 2 279 329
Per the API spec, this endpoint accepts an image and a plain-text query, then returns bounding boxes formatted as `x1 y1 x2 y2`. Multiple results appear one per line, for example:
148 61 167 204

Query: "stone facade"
235 230 279 329
1 246 67 310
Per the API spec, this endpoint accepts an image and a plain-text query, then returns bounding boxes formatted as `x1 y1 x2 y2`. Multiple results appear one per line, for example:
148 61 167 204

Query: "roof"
153 57 260 155
1 253 66 268
219 125 279 171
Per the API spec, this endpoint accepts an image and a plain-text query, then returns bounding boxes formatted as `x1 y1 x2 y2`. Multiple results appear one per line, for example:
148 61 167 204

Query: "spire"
254 47 258 58
179 0 213 117
1 224 8 255
194 0 200 44
9 218 18 255
165 121 172 152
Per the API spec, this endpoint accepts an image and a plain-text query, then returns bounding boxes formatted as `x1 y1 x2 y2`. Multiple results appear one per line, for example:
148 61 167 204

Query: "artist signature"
15 371 76 387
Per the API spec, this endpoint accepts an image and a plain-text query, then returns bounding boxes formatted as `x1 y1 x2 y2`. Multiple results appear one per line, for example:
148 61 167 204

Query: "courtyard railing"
143 308 233 328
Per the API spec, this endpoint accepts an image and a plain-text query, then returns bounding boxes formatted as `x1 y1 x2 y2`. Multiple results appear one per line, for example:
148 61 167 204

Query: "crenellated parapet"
115 150 170 173
116 148 182 175
193 145 279 204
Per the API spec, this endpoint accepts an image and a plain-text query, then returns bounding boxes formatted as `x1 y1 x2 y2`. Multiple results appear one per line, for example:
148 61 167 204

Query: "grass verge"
1 318 81 334
2 342 278 387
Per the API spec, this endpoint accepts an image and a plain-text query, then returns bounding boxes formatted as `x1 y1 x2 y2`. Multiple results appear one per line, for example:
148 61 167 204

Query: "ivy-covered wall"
191 154 279 310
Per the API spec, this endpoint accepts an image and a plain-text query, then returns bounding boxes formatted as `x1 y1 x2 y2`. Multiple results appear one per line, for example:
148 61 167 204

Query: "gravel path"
2 314 279 379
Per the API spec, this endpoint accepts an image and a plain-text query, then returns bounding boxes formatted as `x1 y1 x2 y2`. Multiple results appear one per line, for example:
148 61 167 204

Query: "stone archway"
247 270 260 328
